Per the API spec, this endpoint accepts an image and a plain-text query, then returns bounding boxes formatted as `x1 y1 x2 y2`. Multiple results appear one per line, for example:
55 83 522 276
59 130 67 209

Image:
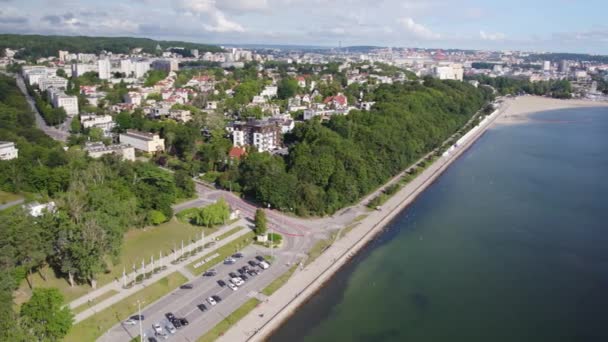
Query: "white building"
134 60 150 79
58 50 69 62
260 86 278 98
119 130 165 153
543 61 551 71
84 142 135 161
80 114 116 137
120 59 133 76
38 76 68 92
71 63 97 78
22 66 51 85
0 141 18 160
433 63 464 81
77 53 97 63
48 88 79 116
98 58 111 80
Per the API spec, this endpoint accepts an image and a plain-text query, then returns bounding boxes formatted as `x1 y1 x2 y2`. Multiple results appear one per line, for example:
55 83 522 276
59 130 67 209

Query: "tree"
69 116 81 134
254 209 267 236
174 170 195 198
20 288 73 341
194 198 230 227
277 77 299 100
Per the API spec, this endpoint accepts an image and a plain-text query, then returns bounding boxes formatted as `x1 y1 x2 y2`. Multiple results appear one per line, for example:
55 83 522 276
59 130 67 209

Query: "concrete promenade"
217 101 509 342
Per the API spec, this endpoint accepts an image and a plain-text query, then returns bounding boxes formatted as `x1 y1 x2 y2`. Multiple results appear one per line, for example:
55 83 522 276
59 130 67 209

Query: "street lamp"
136 300 145 342
267 204 273 259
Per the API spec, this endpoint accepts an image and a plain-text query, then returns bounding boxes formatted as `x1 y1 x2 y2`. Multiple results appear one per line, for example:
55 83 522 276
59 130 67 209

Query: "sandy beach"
497 96 608 125
216 96 608 342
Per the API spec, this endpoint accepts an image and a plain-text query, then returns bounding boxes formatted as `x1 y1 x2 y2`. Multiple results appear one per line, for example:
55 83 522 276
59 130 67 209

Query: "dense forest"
226 78 492 215
468 75 572 99
0 34 223 60
0 74 194 341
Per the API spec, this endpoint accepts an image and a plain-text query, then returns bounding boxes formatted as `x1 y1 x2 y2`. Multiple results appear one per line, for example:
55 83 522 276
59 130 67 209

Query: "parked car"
259 261 270 270
180 283 193 289
212 295 222 303
166 324 176 334
229 272 238 278
165 313 175 322
255 256 265 262
124 319 137 325
247 270 257 277
148 338 158 342
131 314 145 321
153 323 163 335
232 252 244 258
230 277 244 286
197 304 208 312
228 283 238 291
248 260 258 267
240 274 249 281
204 270 217 276
217 279 226 287
224 257 236 265
179 318 189 326
238 268 246 274
173 319 182 329
207 297 217 306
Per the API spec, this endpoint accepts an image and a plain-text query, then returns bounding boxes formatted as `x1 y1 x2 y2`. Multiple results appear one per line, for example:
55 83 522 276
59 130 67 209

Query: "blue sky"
1 0 608 54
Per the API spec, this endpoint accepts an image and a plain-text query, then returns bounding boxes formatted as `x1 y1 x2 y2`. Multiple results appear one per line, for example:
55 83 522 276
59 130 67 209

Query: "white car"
153 323 163 335
259 261 270 270
230 277 244 286
124 319 136 325
166 324 176 334
228 283 238 291
207 296 217 306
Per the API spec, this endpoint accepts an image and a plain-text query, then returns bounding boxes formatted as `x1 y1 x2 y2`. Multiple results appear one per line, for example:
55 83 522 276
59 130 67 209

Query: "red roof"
323 94 347 106
229 146 247 159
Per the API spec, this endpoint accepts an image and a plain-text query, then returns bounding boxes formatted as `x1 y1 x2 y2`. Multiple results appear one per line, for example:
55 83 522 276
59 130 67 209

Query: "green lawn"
15 218 213 305
187 232 255 276
261 265 298 296
197 298 260 342
71 289 119 315
0 190 22 204
304 232 338 267
64 272 187 342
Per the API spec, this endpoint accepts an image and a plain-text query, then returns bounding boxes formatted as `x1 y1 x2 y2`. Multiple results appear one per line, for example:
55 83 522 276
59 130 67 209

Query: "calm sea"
269 107 608 342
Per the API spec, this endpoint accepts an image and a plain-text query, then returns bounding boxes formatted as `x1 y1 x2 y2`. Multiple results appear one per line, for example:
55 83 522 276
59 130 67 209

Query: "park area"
14 218 215 305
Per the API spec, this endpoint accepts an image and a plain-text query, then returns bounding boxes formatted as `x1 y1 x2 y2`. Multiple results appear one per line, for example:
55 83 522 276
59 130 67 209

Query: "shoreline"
216 96 607 342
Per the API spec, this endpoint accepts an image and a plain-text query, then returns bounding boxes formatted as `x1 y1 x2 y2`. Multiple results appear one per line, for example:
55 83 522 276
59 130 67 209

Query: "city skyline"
1 0 608 54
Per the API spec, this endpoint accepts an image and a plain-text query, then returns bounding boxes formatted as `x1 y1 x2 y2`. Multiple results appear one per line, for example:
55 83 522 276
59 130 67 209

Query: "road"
13 73 70 142
99 245 292 342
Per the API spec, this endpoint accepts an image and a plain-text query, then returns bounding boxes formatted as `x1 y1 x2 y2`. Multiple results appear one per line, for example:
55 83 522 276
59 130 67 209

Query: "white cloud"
480 30 506 41
398 17 440 40
174 0 245 32
217 0 269 13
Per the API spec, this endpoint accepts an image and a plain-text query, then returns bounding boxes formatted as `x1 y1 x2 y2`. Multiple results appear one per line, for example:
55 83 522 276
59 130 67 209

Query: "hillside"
0 34 224 59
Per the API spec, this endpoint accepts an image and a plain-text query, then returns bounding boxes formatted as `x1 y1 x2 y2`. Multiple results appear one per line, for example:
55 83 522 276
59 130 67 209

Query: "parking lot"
99 245 290 342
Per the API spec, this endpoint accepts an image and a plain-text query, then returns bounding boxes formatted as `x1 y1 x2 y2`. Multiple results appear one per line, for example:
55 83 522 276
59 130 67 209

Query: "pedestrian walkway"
71 219 250 323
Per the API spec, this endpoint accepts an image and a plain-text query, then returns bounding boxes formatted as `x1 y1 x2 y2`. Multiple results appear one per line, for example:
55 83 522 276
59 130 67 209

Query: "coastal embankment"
216 96 607 342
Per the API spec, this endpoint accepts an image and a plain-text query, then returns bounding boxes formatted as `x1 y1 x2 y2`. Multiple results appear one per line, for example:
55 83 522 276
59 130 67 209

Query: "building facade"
231 119 282 152
0 141 18 160
119 129 165 153
84 142 135 161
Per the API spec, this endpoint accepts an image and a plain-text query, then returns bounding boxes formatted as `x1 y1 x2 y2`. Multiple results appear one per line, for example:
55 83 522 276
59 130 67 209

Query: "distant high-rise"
98 58 111 80
543 61 551 71
559 60 569 73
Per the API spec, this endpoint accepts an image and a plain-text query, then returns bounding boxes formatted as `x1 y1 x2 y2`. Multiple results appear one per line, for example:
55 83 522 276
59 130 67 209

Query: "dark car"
247 270 257 276
229 272 238 278
197 304 208 312
238 268 246 274
148 338 158 342
232 252 244 258
165 312 175 322
130 314 145 321
173 319 182 329
179 318 189 326
248 260 258 267
204 270 217 277
212 295 222 302
255 256 265 262
240 274 249 281
217 279 226 287
180 283 193 289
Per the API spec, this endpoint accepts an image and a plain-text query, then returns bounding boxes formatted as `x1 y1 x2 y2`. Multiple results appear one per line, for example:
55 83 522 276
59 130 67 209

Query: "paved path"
70 219 249 323
217 102 509 342
0 198 24 211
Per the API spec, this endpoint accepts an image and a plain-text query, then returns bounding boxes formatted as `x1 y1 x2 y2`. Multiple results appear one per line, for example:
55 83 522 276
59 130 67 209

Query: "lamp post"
136 300 145 342
268 203 273 259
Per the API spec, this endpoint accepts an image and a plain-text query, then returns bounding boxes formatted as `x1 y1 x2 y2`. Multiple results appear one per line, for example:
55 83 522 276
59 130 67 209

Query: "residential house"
84 142 135 161
80 114 116 137
119 129 165 153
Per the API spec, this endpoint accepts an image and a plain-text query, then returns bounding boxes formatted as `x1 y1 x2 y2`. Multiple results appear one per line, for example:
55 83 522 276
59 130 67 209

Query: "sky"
1 0 608 54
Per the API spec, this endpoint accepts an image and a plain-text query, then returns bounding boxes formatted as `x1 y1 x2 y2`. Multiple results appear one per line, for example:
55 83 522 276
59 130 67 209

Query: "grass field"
64 272 187 342
304 231 338 267
261 265 298 296
197 298 260 342
71 289 119 315
0 190 22 204
187 231 255 276
15 218 213 305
